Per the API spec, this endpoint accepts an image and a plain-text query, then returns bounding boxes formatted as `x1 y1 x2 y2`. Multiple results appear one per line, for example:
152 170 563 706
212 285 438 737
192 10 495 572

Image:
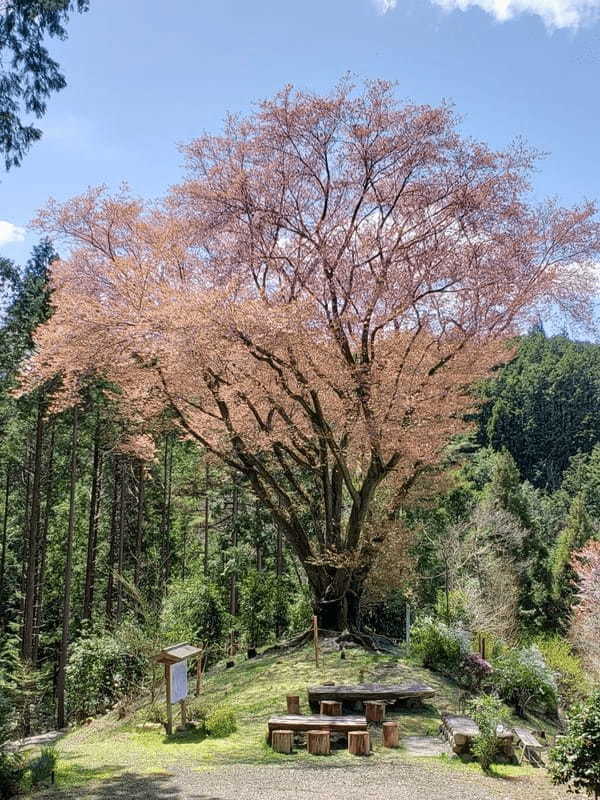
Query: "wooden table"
308 682 436 712
267 714 367 744
440 713 514 757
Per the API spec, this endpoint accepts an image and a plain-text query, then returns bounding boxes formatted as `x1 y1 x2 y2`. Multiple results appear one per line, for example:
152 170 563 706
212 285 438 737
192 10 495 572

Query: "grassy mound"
30 640 561 795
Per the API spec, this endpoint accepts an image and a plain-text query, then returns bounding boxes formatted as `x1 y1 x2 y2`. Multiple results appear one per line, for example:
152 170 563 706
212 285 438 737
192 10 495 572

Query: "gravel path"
39 760 578 800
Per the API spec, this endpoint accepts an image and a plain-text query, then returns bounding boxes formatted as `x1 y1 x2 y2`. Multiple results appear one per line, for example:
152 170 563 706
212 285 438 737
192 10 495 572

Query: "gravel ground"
39 760 578 800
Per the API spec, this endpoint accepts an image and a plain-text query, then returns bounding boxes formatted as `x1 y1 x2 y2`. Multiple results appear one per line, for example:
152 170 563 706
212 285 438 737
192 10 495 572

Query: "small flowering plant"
462 651 494 690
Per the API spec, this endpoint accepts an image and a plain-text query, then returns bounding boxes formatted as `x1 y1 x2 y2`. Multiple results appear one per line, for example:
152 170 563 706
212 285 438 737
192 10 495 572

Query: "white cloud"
373 0 398 14
431 0 600 28
0 220 25 247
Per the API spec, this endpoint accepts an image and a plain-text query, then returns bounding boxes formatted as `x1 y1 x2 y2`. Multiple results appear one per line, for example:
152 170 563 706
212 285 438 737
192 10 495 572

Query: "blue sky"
2 0 600 267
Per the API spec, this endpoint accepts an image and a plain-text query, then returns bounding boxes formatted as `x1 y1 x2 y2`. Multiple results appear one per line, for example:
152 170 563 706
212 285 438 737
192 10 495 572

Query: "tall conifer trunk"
0 464 10 628
83 414 103 621
32 419 56 665
56 408 78 729
22 401 44 663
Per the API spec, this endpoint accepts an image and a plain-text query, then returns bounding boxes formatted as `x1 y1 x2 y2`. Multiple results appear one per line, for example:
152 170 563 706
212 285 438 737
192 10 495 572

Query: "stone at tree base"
382 721 399 748
307 729 330 755
320 700 342 716
286 695 300 714
271 729 294 754
348 730 370 755
364 701 385 724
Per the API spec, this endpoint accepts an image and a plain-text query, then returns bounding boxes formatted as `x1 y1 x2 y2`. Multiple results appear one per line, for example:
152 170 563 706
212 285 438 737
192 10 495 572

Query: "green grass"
26 641 562 794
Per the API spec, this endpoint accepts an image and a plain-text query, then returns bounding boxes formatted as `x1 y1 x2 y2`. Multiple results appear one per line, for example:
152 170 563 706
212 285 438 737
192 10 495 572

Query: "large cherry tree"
24 80 600 630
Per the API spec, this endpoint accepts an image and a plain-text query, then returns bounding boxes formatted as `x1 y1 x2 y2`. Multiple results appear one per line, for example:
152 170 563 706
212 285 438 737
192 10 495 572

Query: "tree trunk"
32 419 56 665
56 408 78 729
161 435 173 589
105 456 119 623
0 464 10 626
22 401 44 663
133 460 144 589
83 416 103 621
115 459 126 623
311 567 365 632
203 460 209 577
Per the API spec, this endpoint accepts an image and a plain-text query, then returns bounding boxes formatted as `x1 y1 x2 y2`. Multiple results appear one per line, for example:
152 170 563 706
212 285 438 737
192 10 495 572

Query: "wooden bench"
513 727 544 766
440 713 514 758
267 714 367 744
307 682 436 712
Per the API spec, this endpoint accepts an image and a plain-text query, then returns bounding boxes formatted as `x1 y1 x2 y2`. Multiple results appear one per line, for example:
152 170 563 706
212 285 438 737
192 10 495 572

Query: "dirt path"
38 760 578 800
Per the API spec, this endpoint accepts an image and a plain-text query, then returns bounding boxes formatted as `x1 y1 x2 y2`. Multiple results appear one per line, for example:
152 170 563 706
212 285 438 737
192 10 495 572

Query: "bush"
161 579 228 654
467 695 508 772
287 590 313 635
66 630 146 720
239 570 277 648
27 745 58 788
0 751 25 800
535 635 589 707
492 645 557 717
409 617 470 675
205 706 236 738
462 652 493 691
549 691 600 799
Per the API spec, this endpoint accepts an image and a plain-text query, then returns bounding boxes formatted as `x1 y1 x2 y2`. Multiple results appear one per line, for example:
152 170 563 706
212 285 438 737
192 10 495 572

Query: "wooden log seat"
286 694 300 714
440 713 514 757
271 729 294 754
320 700 342 716
382 720 400 748
348 730 370 755
364 700 385 724
308 682 436 712
267 714 367 744
307 729 330 755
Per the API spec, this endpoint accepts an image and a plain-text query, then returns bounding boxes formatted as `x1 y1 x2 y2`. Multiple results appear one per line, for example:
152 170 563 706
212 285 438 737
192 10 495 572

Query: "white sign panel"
170 660 188 704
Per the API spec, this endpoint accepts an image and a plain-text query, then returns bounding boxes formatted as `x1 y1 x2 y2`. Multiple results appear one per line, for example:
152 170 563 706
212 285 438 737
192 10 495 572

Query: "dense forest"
1 238 599 741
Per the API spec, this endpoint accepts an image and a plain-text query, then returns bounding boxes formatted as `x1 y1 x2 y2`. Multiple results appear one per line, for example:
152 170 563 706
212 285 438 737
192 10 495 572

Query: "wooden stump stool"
364 701 385 724
348 730 370 756
286 694 300 714
272 729 294 754
307 729 330 755
382 721 399 748
320 700 342 716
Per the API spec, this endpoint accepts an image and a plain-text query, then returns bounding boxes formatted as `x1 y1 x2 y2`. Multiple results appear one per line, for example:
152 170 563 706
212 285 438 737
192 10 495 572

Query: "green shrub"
409 617 470 675
434 589 469 624
549 691 600 799
0 751 25 800
66 630 146 720
205 706 236 738
534 635 589 707
287 590 312 635
27 745 57 788
492 645 557 717
161 579 228 654
467 695 508 772
239 570 277 648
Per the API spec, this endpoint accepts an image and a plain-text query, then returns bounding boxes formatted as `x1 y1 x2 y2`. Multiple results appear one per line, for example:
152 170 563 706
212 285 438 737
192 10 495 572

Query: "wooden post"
364 701 385 724
312 615 320 668
320 700 342 716
286 695 300 714
348 730 370 755
383 721 399 748
405 602 411 643
307 729 330 755
195 650 205 697
271 729 293 754
164 663 173 735
180 699 187 726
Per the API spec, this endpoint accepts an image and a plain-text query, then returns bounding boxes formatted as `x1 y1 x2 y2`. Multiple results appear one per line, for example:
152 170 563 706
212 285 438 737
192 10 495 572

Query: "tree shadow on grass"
42 771 226 799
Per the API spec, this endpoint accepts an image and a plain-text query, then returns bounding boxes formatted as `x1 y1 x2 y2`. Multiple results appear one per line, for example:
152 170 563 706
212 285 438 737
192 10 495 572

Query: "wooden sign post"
154 642 203 735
